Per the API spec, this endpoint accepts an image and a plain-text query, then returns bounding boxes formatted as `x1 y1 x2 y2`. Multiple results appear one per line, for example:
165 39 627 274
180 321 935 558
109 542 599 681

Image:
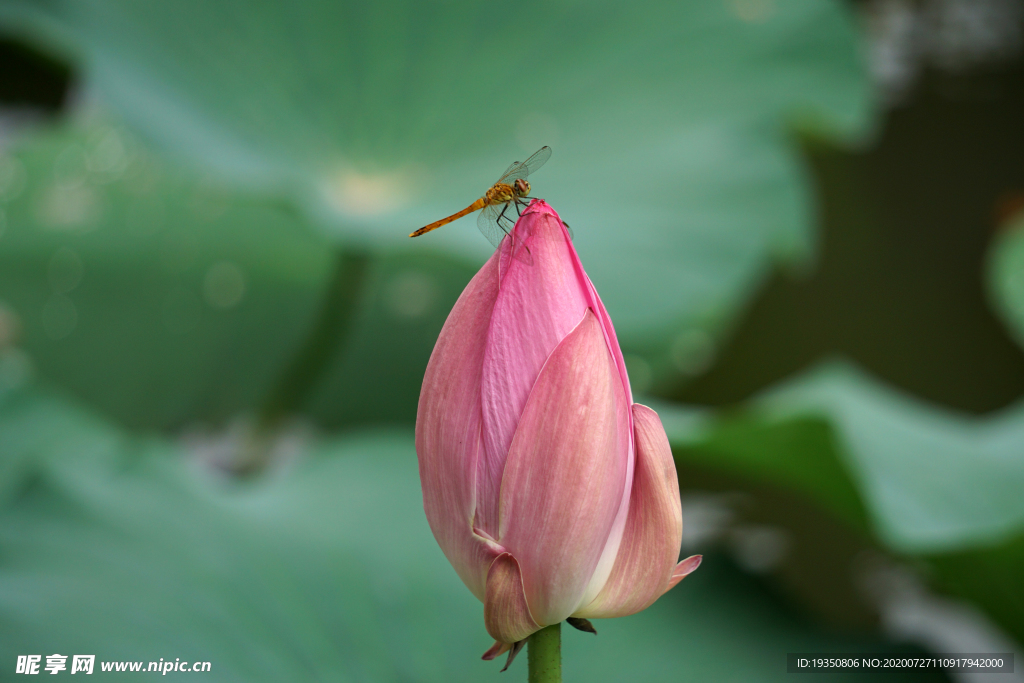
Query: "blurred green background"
1 0 1023 680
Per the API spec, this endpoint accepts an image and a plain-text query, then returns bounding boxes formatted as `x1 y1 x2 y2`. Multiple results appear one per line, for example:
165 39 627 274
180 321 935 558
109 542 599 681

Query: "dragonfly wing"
497 160 527 185
477 202 511 249
497 160 520 182
495 146 551 184
520 146 551 176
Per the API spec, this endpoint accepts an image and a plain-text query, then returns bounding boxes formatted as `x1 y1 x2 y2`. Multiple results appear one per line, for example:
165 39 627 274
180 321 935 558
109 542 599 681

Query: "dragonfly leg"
497 202 512 227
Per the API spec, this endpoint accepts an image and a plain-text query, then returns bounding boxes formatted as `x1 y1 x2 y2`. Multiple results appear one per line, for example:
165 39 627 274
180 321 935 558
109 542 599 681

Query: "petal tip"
482 641 510 661
566 616 598 635
675 554 703 576
499 640 526 672
667 554 703 589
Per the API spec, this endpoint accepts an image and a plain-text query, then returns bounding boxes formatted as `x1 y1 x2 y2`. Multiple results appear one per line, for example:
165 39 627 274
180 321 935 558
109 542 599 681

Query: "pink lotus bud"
415 201 699 659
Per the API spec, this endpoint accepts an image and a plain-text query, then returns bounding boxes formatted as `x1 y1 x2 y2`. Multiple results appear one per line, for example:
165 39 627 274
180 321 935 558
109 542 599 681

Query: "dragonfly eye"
514 179 531 196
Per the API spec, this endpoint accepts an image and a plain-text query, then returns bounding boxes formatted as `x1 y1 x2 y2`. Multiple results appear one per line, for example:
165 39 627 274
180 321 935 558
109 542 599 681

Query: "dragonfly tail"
410 198 487 237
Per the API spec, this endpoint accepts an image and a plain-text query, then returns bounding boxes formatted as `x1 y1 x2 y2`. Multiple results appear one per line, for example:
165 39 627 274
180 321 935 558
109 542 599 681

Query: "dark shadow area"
0 36 73 111
671 61 1024 414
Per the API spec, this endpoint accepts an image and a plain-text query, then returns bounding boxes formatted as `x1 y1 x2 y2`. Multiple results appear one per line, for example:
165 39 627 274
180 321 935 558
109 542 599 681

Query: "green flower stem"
528 623 561 683
258 246 370 427
236 247 369 474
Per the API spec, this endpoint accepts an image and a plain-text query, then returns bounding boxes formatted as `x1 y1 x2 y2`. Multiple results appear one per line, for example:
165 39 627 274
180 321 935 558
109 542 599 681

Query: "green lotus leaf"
660 361 1024 554
656 362 1024 648
988 211 1024 352
0 119 476 429
0 0 874 345
0 383 945 682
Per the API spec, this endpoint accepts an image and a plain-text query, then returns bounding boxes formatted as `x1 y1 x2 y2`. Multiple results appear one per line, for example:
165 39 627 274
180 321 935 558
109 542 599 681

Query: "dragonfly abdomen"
409 197 487 237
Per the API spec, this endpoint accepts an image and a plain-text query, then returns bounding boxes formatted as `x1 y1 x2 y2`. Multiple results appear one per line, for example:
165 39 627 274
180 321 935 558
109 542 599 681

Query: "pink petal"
499 641 527 672
497 309 631 625
511 204 637 612
585 278 633 406
475 205 592 537
481 640 526 671
667 555 703 590
415 250 503 600
481 641 510 661
483 553 540 644
517 202 633 406
573 404 684 619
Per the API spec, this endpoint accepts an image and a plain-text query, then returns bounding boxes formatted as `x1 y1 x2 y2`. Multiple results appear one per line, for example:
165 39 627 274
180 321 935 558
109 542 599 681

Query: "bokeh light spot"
321 169 411 218
203 261 247 309
670 328 716 376
729 0 775 23
385 271 439 320
0 300 22 349
35 184 102 231
728 525 790 574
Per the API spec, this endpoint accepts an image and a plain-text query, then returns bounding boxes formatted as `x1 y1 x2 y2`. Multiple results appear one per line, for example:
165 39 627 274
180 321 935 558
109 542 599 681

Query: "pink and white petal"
484 553 541 644
497 309 631 626
476 206 592 536
416 250 502 600
512 203 637 612
482 639 528 671
481 641 510 661
582 273 633 406
573 404 684 619
667 555 703 590
519 201 633 406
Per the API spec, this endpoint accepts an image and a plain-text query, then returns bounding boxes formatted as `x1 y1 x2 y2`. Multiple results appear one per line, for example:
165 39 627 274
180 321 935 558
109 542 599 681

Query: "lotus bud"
415 201 699 663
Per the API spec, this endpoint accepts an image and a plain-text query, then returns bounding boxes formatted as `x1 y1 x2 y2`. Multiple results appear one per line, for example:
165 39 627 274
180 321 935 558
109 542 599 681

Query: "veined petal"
668 555 703 590
415 250 502 600
484 553 541 644
517 202 633 406
481 640 526 672
519 205 637 612
481 641 510 661
585 278 633 406
497 309 630 625
573 403 684 619
476 205 591 536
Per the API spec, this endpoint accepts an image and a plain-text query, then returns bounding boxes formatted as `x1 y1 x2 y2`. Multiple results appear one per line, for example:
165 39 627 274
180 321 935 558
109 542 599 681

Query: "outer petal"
415 250 503 600
481 641 510 661
483 553 541 644
497 309 630 625
667 554 703 590
508 202 633 406
573 403 684 618
476 204 592 536
516 204 637 613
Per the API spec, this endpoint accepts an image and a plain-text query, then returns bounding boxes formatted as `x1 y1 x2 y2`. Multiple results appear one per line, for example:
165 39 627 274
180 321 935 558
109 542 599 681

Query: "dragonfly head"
513 178 531 197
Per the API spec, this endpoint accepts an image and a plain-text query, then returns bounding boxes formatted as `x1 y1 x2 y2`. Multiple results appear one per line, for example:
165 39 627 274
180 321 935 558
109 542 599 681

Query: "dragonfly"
410 146 561 248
